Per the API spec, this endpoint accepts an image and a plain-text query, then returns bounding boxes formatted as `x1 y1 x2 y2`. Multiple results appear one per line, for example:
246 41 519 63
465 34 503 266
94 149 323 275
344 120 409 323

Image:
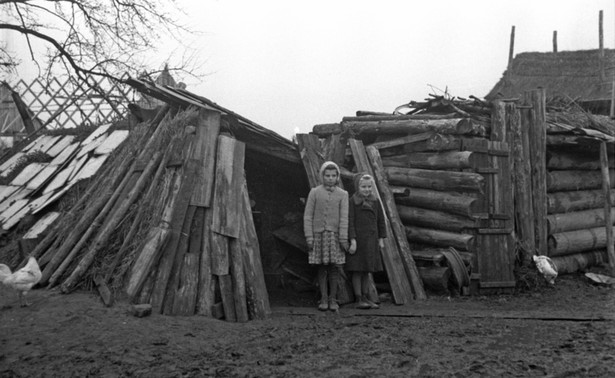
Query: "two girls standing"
304 161 385 311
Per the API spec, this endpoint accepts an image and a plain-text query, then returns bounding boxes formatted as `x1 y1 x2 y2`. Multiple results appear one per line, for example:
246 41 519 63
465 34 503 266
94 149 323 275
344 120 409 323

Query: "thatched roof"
486 49 615 106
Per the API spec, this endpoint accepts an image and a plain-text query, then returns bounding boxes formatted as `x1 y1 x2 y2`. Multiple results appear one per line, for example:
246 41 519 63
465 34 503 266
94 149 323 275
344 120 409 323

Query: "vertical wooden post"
600 142 615 274
552 31 558 53
508 26 516 71
508 102 535 265
599 10 605 81
525 89 548 256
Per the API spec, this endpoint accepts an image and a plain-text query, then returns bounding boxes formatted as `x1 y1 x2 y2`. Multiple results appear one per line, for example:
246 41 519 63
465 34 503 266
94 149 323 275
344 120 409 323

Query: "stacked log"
545 147 615 272
33 108 270 321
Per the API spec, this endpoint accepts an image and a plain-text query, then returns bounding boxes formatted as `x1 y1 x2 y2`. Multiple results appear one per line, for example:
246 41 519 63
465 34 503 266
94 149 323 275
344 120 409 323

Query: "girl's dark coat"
346 194 386 272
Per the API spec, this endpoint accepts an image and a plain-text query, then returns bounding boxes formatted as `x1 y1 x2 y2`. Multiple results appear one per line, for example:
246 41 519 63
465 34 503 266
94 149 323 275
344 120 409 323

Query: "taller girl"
303 161 349 311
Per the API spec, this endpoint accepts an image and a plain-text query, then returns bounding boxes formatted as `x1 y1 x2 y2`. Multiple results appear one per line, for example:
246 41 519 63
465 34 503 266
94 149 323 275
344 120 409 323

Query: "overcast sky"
4 1 615 139
174 0 613 139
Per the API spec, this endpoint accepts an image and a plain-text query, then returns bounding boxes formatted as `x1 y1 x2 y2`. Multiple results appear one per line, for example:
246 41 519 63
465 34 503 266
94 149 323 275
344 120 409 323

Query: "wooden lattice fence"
13 74 133 130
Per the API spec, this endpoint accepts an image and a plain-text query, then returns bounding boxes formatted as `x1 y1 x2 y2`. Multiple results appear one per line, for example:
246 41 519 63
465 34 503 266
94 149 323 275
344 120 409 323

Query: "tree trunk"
385 167 485 193
547 169 615 192
339 118 487 137
395 187 480 217
383 150 477 170
397 205 477 232
547 150 614 170
548 189 615 214
548 227 610 256
551 250 609 274
405 226 475 251
547 207 615 234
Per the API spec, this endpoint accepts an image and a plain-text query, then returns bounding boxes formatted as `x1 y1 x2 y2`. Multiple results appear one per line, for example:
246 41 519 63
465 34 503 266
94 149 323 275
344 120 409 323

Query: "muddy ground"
1 271 614 378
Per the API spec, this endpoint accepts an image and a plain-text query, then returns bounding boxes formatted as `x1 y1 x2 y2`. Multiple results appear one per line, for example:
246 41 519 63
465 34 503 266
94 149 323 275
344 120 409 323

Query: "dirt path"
1 274 613 377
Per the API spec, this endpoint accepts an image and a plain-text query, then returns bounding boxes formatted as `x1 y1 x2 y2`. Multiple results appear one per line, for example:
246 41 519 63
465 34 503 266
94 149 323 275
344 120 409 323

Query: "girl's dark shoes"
365 299 380 309
355 300 371 309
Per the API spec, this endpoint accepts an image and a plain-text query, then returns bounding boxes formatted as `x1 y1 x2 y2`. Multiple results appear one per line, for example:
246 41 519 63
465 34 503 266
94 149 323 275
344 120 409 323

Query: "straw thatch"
486 49 615 113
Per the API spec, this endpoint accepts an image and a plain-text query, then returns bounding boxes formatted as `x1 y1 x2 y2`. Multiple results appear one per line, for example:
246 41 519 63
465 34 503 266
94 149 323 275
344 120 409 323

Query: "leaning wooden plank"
0 152 25 176
43 160 138 287
94 130 129 155
103 135 181 283
348 139 414 304
217 274 237 322
240 180 271 319
26 164 60 190
150 139 199 313
23 211 60 239
126 165 183 299
210 231 230 275
295 134 324 188
366 145 426 300
190 109 221 207
171 253 201 316
163 205 197 315
172 207 206 315
46 136 76 158
60 151 163 293
125 226 172 299
10 162 47 186
43 164 75 194
49 142 80 166
600 141 615 273
229 236 249 322
196 209 216 316
24 191 54 214
211 135 245 238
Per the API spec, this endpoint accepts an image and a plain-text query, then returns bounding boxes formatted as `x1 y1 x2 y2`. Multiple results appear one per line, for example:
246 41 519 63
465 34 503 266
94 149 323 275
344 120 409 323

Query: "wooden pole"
525 89 548 256
508 26 516 71
553 31 558 53
599 10 605 81
366 145 427 300
600 142 615 274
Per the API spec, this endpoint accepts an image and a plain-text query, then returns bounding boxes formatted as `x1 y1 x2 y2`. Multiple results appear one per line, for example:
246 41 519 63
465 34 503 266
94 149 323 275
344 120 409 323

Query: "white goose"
533 255 558 285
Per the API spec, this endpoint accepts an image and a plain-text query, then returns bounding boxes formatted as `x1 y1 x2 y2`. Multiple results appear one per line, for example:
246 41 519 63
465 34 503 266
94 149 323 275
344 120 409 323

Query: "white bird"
533 255 558 285
0 256 42 307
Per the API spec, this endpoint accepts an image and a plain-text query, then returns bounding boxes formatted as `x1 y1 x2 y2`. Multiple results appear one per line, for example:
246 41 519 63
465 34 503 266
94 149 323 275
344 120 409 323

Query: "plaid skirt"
309 231 345 265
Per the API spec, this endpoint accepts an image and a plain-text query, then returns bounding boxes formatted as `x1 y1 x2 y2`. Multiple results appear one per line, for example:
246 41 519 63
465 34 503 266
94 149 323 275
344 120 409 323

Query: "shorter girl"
303 161 349 311
347 173 386 309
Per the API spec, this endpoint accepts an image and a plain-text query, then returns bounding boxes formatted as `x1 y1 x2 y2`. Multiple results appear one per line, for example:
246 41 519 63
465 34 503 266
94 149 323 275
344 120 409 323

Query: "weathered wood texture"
394 188 480 217
382 151 478 170
548 189 615 214
548 227 610 256
403 133 462 153
313 118 487 138
365 144 426 300
551 250 609 274
547 169 615 192
526 89 548 257
547 208 615 234
296 134 324 188
212 135 246 238
547 150 615 170
190 109 221 207
508 102 535 264
397 205 477 232
349 139 414 304
196 209 215 316
600 142 615 273
369 132 432 150
240 180 271 319
385 167 485 193
405 226 475 251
